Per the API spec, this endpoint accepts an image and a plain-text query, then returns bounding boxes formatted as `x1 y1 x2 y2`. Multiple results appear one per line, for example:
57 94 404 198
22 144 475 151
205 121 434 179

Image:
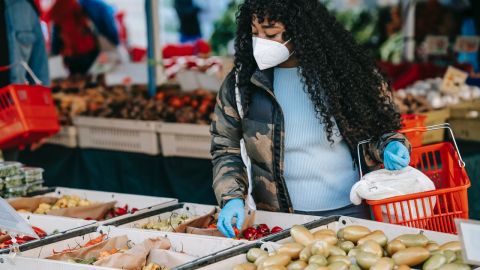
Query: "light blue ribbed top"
274 67 358 211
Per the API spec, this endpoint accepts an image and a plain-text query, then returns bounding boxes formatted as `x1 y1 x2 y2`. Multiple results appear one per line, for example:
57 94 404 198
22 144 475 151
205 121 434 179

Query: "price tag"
424 35 449 55
456 219 480 265
454 36 480 53
441 66 468 94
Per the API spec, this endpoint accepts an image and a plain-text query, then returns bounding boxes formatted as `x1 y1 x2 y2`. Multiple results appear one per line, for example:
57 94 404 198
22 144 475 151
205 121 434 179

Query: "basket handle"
0 61 42 85
356 123 466 177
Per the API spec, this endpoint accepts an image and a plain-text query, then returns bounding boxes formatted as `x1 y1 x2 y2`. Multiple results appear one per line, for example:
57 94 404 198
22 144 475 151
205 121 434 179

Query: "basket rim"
365 181 471 206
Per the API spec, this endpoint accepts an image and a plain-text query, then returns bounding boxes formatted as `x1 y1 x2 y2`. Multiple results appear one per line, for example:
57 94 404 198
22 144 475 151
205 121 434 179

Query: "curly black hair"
234 0 401 149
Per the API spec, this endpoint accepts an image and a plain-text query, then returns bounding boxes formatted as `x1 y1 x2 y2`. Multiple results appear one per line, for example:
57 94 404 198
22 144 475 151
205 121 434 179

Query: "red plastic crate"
401 114 427 147
0 84 59 149
367 141 470 234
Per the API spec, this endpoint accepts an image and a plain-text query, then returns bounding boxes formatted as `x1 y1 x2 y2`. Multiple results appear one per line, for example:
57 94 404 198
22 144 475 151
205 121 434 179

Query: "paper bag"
177 207 256 237
8 196 117 220
47 235 129 261
146 249 196 269
9 197 58 212
94 237 171 270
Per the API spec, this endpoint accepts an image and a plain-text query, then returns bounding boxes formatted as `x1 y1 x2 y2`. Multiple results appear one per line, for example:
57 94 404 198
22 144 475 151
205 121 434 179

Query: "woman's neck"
278 55 299 68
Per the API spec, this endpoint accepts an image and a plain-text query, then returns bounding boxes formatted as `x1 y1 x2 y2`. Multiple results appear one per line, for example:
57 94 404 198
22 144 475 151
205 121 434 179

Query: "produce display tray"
157 123 211 159
27 187 178 223
0 226 244 270
45 126 78 148
74 116 160 155
178 215 460 270
107 203 320 235
0 213 96 254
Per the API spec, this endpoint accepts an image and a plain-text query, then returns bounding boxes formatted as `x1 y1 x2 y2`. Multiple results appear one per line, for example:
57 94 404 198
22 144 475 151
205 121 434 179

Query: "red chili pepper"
32 226 47 238
130 207 138 214
18 236 36 241
115 207 127 216
85 217 93 220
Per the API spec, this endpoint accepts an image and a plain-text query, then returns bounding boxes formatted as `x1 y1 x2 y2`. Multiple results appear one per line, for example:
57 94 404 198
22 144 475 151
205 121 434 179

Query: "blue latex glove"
384 141 410 170
217 198 244 238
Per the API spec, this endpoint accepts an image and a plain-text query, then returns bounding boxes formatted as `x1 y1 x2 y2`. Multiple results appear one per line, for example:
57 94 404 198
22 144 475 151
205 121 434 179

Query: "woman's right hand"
217 198 245 238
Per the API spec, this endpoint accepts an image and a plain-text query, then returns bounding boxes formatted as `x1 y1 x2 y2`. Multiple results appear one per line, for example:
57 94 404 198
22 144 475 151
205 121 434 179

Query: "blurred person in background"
174 0 202 43
0 0 49 161
49 0 119 75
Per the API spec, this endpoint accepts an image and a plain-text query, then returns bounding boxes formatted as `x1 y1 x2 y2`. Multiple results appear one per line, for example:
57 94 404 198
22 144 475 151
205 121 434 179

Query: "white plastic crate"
196 216 460 270
118 203 320 232
46 187 177 211
157 123 211 159
46 126 77 148
0 226 243 270
74 116 160 155
19 213 95 235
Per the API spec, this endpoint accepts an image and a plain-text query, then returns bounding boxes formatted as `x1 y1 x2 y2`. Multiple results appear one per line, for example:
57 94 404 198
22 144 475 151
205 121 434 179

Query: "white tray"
197 216 460 270
45 126 77 148
0 226 243 270
157 123 211 159
19 213 95 235
45 187 177 210
118 203 320 233
74 116 160 155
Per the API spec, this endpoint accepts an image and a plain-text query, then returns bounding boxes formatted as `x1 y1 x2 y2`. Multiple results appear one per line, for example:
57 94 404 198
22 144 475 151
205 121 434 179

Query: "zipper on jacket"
251 76 293 212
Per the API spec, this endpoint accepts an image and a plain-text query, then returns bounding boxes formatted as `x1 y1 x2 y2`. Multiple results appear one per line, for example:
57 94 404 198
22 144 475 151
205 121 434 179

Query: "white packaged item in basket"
350 166 436 221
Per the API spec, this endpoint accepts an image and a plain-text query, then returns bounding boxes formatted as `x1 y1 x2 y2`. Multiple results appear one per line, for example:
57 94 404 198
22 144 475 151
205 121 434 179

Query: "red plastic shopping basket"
0 63 59 149
401 114 427 147
358 124 470 234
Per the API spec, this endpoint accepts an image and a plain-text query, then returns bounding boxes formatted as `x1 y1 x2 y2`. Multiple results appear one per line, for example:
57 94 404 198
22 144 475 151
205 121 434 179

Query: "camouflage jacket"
210 69 411 213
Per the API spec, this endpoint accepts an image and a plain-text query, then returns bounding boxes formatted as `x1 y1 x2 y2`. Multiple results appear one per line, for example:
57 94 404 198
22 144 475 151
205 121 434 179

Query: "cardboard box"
421 108 450 144
449 102 480 142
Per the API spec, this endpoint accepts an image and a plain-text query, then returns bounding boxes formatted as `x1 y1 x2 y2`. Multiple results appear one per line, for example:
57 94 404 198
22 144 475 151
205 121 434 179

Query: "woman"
211 0 411 238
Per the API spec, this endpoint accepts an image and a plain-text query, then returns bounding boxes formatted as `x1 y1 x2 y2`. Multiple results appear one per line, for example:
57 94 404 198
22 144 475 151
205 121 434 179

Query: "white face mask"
252 37 292 70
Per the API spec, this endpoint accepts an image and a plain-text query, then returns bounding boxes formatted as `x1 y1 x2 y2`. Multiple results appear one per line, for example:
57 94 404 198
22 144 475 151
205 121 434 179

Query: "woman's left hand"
383 141 410 170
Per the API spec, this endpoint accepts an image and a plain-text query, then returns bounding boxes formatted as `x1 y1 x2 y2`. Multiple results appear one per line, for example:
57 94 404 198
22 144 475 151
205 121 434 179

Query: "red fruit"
242 227 257 241
271 226 283 234
255 233 264 239
256 224 270 236
155 92 166 101
191 100 199 108
182 95 192 104
169 97 183 108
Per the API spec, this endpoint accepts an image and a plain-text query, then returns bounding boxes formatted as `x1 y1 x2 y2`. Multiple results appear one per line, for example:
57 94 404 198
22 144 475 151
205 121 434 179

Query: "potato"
386 240 406 256
443 250 456 264
359 240 383 257
263 254 291 268
328 255 351 265
310 241 330 257
304 265 329 270
426 242 440 252
329 245 347 256
314 233 338 245
338 241 355 253
234 262 257 270
347 248 360 258
358 230 388 247
394 234 429 247
264 266 287 270
256 255 269 266
422 254 447 270
337 229 345 240
291 225 315 246
314 229 336 237
329 261 349 270
342 226 371 243
287 260 308 270
392 247 430 266
308 255 328 266
278 243 304 260
349 265 361 270
439 241 461 252
248 248 268 263
355 251 380 270
299 246 312 262
396 265 411 270
370 257 395 270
